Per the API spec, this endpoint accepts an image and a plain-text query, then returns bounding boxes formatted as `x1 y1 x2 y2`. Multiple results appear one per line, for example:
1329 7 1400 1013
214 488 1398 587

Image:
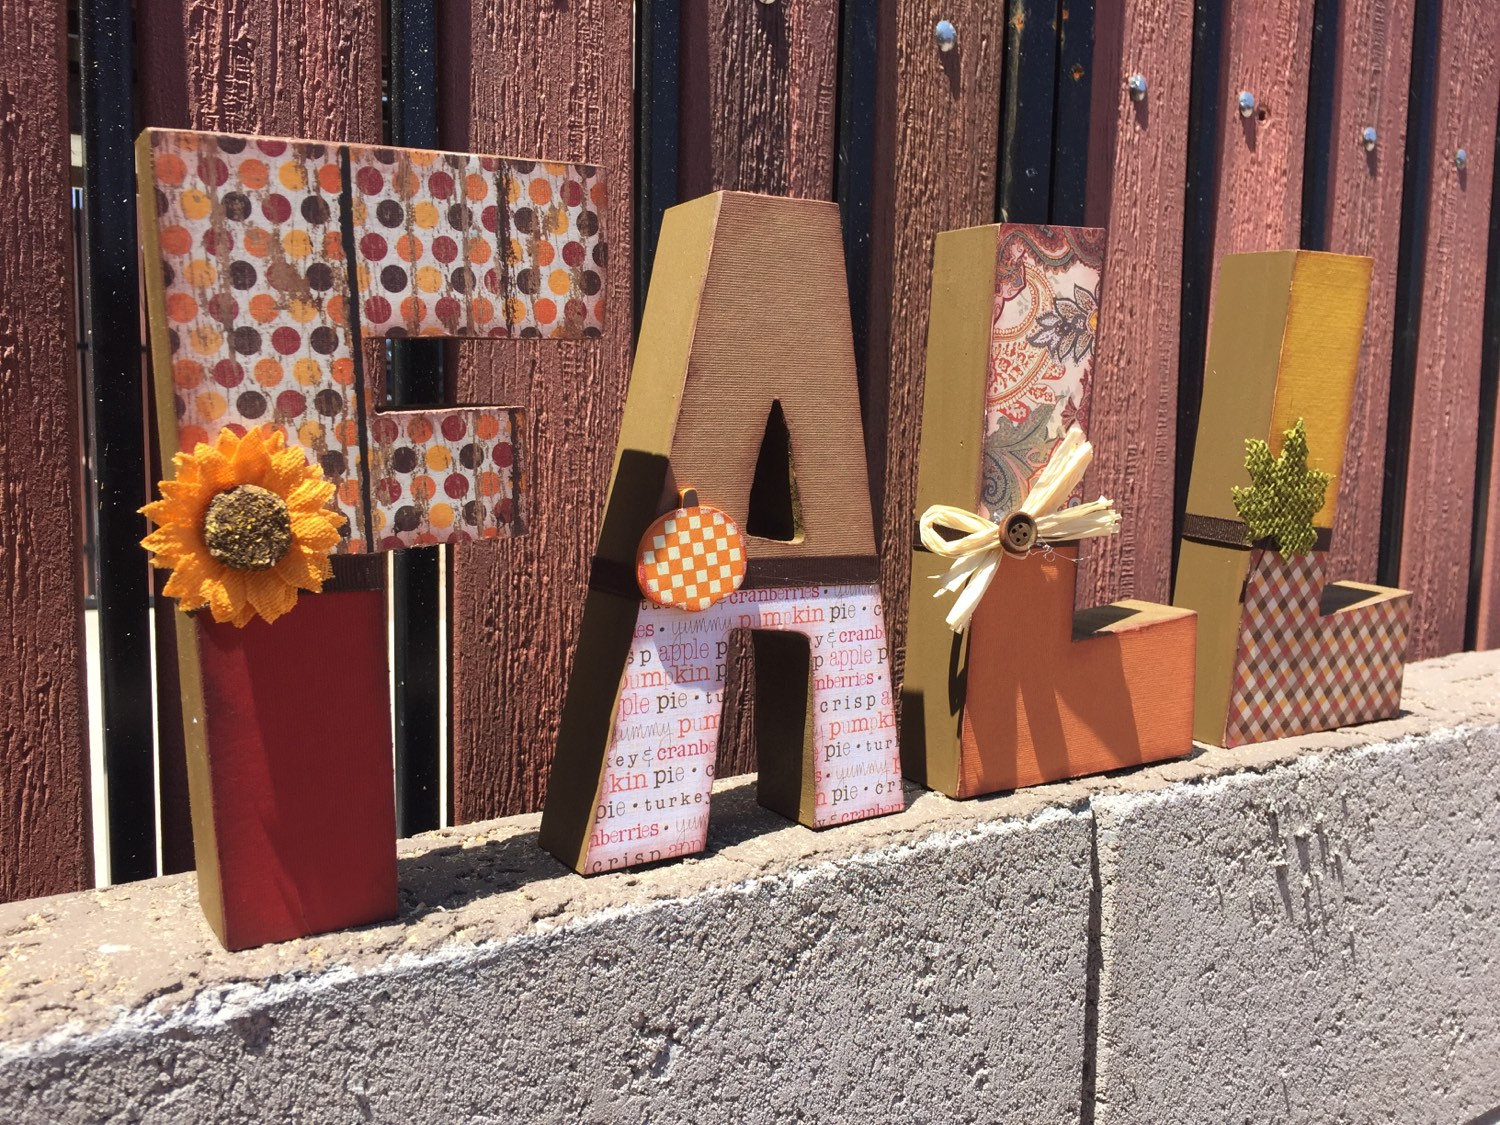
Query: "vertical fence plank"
136 0 386 864
1078 0 1194 606
82 0 156 885
1392 0 1500 658
447 0 633 821
1318 0 1416 586
676 0 840 781
998 0 1058 224
634 0 680 327
0 0 92 901
680 0 839 200
1475 152 1500 648
867 0 1007 688
1050 0 1095 226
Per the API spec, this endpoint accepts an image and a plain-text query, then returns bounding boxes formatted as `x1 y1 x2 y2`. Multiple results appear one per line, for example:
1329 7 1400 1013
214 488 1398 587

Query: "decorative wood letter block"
1173 250 1409 747
901 224 1197 798
136 129 607 947
540 192 903 875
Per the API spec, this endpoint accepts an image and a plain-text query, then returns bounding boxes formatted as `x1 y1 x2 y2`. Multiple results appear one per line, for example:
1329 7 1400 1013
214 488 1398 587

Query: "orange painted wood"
959 548 1196 794
1080 0 1195 606
680 0 839 201
136 0 384 871
677 0 840 779
446 0 634 822
867 0 1007 694
0 0 93 901
1321 0 1416 586
1398 0 1500 658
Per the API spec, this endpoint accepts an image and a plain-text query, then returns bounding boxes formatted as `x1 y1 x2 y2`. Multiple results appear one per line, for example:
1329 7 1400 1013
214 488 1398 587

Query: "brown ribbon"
1182 513 1332 553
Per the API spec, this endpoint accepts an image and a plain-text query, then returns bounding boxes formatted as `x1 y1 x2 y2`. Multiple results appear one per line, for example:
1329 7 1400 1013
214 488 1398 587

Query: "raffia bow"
918 426 1121 632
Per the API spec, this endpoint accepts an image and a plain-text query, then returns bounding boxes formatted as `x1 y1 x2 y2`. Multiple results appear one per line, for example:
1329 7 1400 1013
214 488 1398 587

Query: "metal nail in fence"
935 19 957 52
1361 126 1377 151
1238 90 1256 117
1456 147 1469 171
1127 73 1148 102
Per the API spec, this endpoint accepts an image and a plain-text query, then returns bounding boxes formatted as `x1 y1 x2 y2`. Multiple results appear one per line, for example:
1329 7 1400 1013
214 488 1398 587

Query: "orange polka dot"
188 325 223 355
355 263 372 293
477 470 501 497
172 359 205 388
396 169 420 196
505 297 527 324
400 296 427 323
412 201 439 230
504 176 521 204
327 294 348 327
480 526 499 540
536 241 555 267
465 174 488 202
298 420 325 447
429 502 454 529
409 150 437 167
243 228 273 257
543 161 567 176
178 424 209 452
155 152 187 185
418 325 445 337
334 418 360 445
323 230 345 259
351 199 367 226
528 179 552 205
183 259 216 287
406 416 434 443
415 265 442 294
533 298 556 325
166 292 198 324
331 358 355 386
410 475 436 501
547 269 572 296
466 238 492 264
548 208 569 235
475 414 502 440
395 234 424 262
424 446 451 472
338 479 362 508
278 162 308 191
506 238 524 265
160 225 192 256
590 181 607 207
470 297 495 325
237 159 269 189
281 230 312 259
255 358 285 387
249 293 280 323
180 189 212 220
292 358 323 386
287 297 318 325
195 390 227 421
317 163 343 194
371 508 388 532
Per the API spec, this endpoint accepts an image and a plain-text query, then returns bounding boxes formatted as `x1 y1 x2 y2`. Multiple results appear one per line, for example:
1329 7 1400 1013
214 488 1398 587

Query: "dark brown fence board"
1396 0 1500 658
680 0 839 201
446 0 634 821
0 0 93 902
866 0 1007 691
676 0 840 780
1321 0 1416 586
1079 0 1195 606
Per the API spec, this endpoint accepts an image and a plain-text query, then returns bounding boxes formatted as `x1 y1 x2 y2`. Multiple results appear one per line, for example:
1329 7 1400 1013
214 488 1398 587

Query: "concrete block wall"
1 652 1497 1123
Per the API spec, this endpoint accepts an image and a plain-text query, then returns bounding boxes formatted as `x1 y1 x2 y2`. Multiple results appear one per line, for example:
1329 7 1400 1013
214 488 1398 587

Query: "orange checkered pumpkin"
635 490 747 611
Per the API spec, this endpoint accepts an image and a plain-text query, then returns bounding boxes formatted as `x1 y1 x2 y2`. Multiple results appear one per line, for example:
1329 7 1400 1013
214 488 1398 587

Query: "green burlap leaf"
1230 417 1330 557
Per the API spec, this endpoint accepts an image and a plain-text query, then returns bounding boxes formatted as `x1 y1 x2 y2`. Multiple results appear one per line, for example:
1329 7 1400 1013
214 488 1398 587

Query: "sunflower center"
202 484 292 571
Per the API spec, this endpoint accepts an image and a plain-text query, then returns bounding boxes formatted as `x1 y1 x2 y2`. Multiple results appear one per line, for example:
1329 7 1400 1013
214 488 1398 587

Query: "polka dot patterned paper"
635 504 748 612
143 129 608 553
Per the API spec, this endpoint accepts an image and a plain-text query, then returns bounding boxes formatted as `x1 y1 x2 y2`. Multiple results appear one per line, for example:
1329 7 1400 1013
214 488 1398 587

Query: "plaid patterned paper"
1223 549 1410 746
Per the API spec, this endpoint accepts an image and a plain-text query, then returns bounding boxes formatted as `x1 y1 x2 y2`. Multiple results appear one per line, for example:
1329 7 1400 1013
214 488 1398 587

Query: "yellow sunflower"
141 427 346 627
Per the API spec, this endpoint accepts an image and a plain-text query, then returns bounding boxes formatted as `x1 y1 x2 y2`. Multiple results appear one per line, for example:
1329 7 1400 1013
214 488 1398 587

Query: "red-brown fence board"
867 0 1007 693
677 0 841 780
0 0 92 902
445 0 634 822
1322 0 1416 586
1080 0 1195 607
136 0 385 870
680 0 840 201
1398 0 1500 659
1480 414 1500 648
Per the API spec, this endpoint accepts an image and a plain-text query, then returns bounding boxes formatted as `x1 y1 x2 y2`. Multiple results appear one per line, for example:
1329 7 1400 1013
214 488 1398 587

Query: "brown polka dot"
229 260 257 290
301 196 331 224
231 326 262 355
376 200 404 228
309 326 340 355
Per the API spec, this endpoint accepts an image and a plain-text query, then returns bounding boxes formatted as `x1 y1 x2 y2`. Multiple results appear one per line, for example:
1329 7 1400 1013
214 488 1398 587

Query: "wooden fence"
2 0 1497 902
